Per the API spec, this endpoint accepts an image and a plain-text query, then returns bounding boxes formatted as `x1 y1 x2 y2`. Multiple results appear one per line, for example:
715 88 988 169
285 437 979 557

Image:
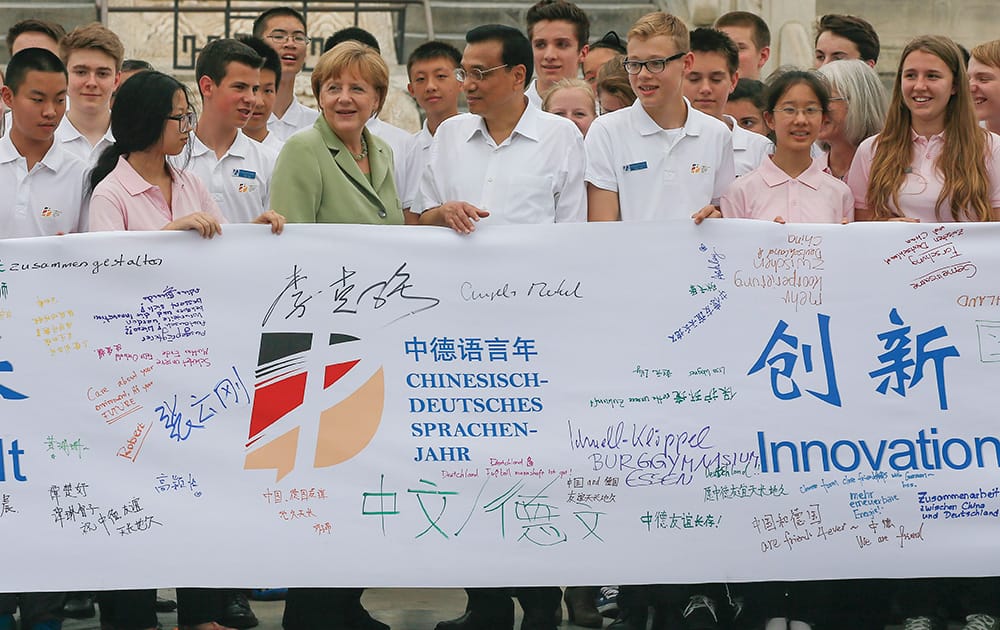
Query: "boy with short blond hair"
57 22 123 164
585 11 734 222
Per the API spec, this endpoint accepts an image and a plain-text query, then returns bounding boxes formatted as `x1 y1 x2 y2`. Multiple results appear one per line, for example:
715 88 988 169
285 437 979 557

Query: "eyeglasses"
772 106 824 118
622 51 686 75
167 111 197 133
454 64 508 82
829 96 849 104
266 30 310 45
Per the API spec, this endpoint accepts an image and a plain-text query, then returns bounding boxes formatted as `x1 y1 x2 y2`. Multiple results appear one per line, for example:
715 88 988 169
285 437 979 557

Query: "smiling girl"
721 70 853 224
847 35 1000 222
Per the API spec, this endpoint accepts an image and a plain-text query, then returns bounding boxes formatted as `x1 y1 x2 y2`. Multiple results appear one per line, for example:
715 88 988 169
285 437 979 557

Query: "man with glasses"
418 24 585 234
253 6 318 141
418 24 584 630
586 11 734 224
175 38 278 227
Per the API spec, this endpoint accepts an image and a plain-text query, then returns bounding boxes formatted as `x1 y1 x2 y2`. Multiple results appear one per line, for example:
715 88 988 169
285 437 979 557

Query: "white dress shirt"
267 97 319 142
367 116 414 205
419 105 586 224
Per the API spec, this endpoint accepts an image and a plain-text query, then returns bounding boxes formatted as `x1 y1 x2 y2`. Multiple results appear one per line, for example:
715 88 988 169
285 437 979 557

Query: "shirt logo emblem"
40 207 62 218
690 163 711 174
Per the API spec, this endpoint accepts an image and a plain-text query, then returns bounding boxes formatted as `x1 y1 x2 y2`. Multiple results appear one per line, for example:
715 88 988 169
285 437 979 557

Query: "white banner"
1 220 999 590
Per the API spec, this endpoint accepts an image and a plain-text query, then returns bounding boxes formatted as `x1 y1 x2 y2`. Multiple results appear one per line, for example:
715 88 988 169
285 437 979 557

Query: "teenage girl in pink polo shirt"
86 69 280 630
847 35 1000 630
88 70 282 235
721 70 853 225
847 35 1000 223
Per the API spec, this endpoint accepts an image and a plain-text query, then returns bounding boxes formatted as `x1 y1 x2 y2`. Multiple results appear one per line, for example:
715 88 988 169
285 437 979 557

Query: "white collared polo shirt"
175 130 278 224
585 98 735 221
0 134 89 238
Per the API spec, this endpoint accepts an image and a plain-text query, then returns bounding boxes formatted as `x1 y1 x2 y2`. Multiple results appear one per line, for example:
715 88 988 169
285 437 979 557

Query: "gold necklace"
350 136 368 161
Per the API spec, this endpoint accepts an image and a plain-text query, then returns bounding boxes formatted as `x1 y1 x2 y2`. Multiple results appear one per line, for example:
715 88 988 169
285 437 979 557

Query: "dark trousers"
0 592 66 628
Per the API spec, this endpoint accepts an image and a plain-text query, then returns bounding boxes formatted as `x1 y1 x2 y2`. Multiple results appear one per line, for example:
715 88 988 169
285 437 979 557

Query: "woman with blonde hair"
969 39 1000 133
542 77 596 136
269 39 399 630
270 40 402 226
847 35 1000 222
815 58 887 180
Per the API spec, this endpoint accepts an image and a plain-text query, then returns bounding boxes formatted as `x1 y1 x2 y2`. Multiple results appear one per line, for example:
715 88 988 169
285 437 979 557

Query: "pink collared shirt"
721 155 853 223
847 129 1000 222
89 156 226 231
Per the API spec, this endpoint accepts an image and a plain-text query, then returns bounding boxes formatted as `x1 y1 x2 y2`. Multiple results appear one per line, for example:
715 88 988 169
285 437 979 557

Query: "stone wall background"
106 0 419 130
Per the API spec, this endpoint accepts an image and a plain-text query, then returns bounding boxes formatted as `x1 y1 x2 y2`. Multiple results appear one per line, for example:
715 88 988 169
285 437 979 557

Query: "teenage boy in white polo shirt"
419 25 585 234
403 40 463 218
683 27 771 176
3 20 66 137
178 38 277 224
253 6 318 141
524 0 590 108
56 23 122 165
585 12 734 223
239 35 285 153
0 48 87 239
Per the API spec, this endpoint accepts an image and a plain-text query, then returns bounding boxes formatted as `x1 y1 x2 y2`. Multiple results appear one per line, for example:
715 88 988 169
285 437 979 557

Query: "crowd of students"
2 1 1000 630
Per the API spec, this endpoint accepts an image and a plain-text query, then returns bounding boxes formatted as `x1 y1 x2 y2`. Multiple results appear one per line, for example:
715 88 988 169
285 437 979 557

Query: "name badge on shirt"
623 161 648 173
232 168 257 180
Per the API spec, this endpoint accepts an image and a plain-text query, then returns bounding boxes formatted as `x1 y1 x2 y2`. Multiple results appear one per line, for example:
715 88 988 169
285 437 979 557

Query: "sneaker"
964 614 1000 630
682 595 719 630
596 586 619 618
903 617 937 630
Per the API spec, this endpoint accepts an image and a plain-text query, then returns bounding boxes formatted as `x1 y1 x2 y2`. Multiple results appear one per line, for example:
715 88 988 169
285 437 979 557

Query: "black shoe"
154 596 178 612
222 591 259 629
63 595 96 619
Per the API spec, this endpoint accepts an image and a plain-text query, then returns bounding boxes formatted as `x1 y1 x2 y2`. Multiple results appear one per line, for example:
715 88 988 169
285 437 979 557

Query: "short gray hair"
817 58 887 148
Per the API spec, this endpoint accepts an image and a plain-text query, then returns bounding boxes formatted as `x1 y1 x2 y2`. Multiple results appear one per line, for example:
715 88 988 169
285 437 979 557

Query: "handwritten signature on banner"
263 263 440 327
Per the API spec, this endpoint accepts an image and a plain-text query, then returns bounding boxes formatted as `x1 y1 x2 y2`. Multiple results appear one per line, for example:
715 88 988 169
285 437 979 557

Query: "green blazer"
270 116 404 225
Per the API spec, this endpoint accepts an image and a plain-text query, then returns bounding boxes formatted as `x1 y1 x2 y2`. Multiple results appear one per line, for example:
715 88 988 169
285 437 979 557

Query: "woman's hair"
90 71 191 191
542 77 595 113
763 68 831 114
312 40 389 114
596 55 635 108
867 35 992 221
816 58 887 149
